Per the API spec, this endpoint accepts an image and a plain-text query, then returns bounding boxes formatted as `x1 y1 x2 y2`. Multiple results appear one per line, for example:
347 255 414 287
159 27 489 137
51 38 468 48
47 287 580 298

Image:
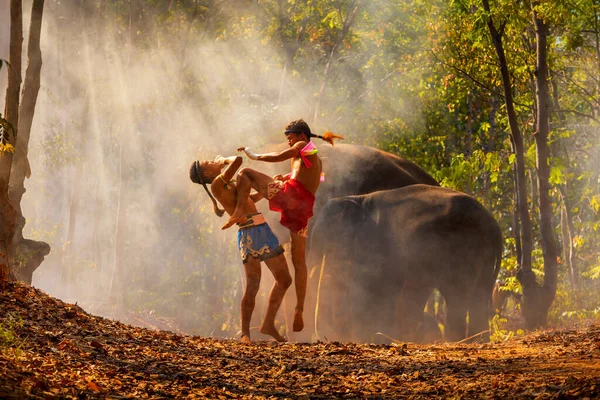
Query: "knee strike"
237 168 251 180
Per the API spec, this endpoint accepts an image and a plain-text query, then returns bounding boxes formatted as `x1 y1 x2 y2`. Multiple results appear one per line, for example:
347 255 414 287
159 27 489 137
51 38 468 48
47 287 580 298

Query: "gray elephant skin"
255 144 440 340
309 184 502 342
259 143 439 240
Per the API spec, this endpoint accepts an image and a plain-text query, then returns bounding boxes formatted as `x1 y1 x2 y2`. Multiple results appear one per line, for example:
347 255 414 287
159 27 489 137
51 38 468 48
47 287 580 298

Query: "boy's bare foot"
260 324 287 342
240 334 252 343
222 212 246 230
293 310 304 332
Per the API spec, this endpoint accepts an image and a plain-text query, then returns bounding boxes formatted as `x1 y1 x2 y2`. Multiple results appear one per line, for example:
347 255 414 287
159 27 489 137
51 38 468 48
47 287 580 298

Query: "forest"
0 0 599 397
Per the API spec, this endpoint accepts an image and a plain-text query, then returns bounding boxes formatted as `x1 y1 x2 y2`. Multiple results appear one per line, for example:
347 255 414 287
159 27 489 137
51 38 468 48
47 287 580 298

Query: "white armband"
243 147 260 160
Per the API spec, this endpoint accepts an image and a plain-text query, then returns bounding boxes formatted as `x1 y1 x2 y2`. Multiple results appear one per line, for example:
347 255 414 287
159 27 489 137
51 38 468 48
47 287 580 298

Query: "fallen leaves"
1 282 600 398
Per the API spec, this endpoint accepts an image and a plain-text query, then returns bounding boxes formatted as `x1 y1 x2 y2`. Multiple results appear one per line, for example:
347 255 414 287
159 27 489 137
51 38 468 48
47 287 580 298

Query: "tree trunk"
512 166 522 264
465 95 473 157
525 5 558 328
482 0 533 272
59 167 80 291
109 130 126 312
487 96 497 152
550 70 579 290
276 0 292 106
559 188 579 289
313 0 361 126
10 0 45 244
8 0 50 285
529 169 536 216
276 0 310 107
550 79 579 290
0 0 23 288
109 1 135 313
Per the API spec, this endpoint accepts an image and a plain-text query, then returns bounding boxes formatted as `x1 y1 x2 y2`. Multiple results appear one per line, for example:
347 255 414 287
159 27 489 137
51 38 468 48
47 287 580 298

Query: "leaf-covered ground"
1 283 599 399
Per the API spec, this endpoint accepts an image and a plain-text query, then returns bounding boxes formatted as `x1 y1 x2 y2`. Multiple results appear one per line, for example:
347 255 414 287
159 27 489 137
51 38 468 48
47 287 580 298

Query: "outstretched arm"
238 142 305 163
216 155 243 182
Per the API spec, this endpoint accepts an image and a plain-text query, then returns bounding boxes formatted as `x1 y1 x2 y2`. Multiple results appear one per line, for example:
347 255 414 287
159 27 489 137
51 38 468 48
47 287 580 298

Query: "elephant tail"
488 223 504 315
492 224 503 284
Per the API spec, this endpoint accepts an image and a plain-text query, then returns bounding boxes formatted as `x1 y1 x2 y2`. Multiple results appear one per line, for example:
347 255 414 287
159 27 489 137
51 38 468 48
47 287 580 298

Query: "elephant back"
261 143 439 243
318 144 439 202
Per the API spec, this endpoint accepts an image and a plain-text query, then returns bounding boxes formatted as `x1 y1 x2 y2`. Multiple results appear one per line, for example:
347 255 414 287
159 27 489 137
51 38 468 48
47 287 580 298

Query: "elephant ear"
333 196 367 226
312 196 365 248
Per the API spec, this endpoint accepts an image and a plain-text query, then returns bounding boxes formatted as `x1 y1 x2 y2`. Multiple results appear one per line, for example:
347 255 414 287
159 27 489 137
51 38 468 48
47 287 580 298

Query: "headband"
284 129 313 136
190 161 204 184
284 130 345 146
189 160 225 217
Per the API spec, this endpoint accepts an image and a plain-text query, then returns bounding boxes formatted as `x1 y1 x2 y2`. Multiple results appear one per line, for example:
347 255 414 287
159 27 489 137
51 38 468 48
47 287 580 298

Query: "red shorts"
268 179 315 237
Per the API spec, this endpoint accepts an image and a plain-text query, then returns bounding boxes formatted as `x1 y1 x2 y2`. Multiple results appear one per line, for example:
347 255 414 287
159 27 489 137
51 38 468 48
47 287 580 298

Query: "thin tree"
108 127 126 312
0 0 22 288
275 0 312 106
524 1 559 328
482 0 560 328
481 0 536 322
313 0 361 126
9 0 50 284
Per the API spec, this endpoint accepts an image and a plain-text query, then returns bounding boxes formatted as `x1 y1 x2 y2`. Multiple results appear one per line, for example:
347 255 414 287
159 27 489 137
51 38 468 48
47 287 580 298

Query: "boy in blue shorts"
189 155 292 342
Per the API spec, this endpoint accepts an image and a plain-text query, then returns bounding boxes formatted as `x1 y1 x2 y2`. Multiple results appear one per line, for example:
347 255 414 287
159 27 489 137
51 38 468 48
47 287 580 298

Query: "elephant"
308 184 502 342
316 143 440 200
255 144 440 340
260 143 440 240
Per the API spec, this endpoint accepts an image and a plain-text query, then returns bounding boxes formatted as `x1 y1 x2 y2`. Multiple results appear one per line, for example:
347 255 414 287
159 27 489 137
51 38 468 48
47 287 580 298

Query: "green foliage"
0 112 15 154
0 315 23 350
39 119 81 171
550 283 600 326
490 314 526 343
583 258 600 280
559 307 600 322
490 315 512 342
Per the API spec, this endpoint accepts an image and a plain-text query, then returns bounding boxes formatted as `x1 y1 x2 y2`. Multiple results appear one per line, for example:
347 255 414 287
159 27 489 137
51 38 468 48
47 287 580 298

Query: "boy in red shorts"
221 119 342 332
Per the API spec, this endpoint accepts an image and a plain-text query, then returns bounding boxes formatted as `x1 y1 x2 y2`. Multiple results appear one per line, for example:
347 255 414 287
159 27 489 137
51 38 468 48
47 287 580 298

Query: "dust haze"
0 1 429 341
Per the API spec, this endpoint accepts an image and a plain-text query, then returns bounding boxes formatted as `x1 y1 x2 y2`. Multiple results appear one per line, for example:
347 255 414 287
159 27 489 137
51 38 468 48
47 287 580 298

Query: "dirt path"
1 283 599 399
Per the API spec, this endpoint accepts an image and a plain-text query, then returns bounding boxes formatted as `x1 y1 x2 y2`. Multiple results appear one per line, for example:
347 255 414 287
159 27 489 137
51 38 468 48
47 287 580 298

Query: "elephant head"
309 195 365 269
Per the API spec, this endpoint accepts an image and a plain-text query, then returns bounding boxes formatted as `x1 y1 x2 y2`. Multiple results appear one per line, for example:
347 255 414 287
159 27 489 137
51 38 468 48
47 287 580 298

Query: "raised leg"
222 168 275 230
241 257 261 342
261 255 293 342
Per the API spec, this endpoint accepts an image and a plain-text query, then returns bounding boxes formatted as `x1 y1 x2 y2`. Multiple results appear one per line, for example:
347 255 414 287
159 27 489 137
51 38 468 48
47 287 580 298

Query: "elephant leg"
364 281 397 344
348 282 378 343
395 282 432 342
444 294 467 342
467 287 492 342
332 276 353 342
324 257 353 342
314 271 333 341
416 314 443 344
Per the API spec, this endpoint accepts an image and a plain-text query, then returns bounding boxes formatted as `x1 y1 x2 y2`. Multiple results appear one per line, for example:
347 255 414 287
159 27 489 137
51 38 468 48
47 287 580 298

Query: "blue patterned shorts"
237 222 284 264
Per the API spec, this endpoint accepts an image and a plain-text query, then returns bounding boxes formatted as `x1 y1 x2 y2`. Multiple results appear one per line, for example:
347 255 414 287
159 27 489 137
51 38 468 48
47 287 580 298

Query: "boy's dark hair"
284 118 344 146
189 161 225 217
285 119 312 140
